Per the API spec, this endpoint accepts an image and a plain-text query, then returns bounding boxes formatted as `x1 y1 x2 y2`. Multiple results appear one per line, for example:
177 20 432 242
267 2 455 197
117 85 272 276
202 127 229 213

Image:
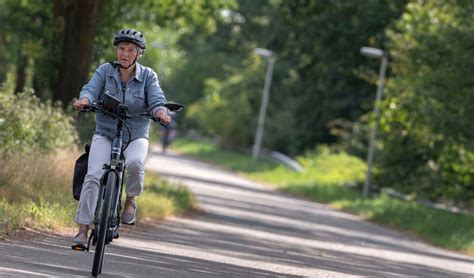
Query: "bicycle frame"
84 103 129 276
102 108 127 236
93 128 126 243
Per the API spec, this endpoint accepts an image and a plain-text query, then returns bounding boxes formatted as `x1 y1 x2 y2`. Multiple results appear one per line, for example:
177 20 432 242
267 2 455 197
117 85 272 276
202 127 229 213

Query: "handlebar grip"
150 115 168 128
79 103 96 113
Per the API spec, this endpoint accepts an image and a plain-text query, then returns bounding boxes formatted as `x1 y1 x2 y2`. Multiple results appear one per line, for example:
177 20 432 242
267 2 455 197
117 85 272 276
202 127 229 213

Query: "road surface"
0 147 473 277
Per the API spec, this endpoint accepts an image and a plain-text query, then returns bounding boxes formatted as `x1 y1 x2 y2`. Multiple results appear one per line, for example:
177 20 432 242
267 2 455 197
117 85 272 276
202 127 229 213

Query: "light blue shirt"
79 62 167 141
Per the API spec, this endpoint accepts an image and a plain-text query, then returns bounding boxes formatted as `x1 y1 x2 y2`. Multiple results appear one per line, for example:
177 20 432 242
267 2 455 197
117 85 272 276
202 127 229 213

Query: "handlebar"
81 102 169 127
79 100 183 153
141 112 167 127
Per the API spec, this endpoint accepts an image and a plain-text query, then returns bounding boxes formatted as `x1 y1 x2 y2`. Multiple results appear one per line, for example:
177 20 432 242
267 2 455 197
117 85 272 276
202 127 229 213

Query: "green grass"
0 149 194 236
0 150 78 234
333 195 474 252
137 174 195 221
173 139 280 173
0 188 78 235
172 138 474 255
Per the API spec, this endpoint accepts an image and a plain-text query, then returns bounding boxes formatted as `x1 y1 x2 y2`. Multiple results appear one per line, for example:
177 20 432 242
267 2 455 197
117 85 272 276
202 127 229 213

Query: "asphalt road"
0 147 473 277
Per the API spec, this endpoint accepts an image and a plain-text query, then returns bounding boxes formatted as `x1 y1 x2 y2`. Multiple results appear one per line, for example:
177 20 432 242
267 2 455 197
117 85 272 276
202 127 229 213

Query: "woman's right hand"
73 98 90 111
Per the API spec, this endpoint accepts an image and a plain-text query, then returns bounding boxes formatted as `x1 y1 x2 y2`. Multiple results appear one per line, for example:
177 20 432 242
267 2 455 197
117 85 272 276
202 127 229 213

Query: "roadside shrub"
375 1 474 208
185 56 263 148
0 89 77 156
298 145 367 186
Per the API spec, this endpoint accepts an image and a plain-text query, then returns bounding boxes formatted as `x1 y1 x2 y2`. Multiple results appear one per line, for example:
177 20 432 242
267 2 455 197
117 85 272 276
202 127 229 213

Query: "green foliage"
1 0 237 102
0 0 56 98
185 57 262 146
166 1 281 135
0 89 77 156
173 0 406 155
297 146 367 185
271 0 406 153
377 0 474 207
162 0 245 108
164 49 237 107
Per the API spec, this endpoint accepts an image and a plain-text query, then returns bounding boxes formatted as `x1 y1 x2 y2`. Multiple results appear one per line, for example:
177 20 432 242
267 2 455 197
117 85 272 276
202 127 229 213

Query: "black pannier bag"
73 144 90 201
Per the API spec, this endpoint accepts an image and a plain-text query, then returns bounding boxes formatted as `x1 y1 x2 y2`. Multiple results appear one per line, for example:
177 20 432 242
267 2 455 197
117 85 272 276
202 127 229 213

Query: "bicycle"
80 93 183 276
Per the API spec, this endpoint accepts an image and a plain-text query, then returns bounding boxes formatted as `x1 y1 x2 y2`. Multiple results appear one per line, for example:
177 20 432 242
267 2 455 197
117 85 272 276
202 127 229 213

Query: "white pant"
75 134 149 225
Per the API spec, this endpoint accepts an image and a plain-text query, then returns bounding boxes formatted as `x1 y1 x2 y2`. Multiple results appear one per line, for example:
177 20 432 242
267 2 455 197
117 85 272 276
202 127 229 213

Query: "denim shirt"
79 62 167 142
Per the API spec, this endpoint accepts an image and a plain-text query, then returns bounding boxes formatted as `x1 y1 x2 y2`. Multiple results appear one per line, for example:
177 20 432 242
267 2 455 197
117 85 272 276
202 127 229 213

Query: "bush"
0 89 77 155
184 55 265 148
375 1 474 208
298 145 367 186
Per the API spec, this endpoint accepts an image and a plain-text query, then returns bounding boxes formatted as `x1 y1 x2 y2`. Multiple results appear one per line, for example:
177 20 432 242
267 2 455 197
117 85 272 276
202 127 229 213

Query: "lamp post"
252 48 276 159
360 47 389 198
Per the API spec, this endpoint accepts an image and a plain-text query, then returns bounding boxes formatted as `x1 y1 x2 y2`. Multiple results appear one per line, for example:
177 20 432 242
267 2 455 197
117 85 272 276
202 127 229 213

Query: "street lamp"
360 46 389 198
252 48 276 159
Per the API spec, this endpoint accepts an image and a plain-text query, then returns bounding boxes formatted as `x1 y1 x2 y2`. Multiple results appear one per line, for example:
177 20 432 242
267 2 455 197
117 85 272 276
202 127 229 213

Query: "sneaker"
71 232 88 251
122 199 137 225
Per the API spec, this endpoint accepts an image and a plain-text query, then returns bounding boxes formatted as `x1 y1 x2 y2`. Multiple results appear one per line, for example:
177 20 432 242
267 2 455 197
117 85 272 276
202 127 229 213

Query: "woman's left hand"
154 109 171 125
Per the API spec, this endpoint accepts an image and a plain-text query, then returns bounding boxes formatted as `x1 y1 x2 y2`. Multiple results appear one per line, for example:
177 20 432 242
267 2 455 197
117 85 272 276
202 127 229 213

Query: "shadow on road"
143 152 474 277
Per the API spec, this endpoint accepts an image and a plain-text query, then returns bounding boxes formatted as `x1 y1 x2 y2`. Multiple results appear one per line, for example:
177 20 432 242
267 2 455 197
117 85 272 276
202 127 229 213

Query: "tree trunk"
0 34 7 84
14 54 27 94
53 0 106 107
33 75 45 100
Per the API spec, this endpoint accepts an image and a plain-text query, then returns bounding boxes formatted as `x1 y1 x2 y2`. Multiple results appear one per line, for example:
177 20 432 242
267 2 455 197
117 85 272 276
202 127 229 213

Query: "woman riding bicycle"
72 28 171 250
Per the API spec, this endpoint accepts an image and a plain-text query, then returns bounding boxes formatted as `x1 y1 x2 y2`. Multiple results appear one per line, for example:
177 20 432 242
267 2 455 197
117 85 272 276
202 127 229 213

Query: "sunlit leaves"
0 89 77 156
378 0 474 205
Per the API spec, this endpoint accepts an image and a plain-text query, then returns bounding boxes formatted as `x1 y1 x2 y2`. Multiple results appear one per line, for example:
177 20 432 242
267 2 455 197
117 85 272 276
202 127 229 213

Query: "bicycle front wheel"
92 171 116 276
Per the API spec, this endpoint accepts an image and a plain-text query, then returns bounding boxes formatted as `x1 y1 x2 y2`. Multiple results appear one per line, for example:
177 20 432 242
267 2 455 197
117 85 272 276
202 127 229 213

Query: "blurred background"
0 0 473 212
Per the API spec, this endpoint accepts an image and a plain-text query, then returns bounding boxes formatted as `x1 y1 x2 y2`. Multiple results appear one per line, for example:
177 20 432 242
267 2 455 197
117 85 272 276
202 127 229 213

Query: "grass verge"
137 174 195 221
172 138 474 255
0 149 194 237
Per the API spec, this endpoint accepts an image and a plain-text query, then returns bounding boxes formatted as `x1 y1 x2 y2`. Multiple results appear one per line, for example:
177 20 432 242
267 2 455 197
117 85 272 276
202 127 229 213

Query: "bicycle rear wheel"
92 171 116 276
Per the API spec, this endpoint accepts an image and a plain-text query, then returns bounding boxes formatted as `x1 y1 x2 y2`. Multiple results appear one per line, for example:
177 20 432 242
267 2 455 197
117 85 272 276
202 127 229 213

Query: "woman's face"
116 42 139 68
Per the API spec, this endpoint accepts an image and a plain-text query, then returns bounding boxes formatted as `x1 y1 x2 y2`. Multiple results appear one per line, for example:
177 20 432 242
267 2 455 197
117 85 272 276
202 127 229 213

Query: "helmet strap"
119 57 137 69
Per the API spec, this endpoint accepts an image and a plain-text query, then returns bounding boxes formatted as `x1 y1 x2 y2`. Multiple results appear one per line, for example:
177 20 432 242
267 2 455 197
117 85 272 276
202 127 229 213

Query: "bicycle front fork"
87 164 124 251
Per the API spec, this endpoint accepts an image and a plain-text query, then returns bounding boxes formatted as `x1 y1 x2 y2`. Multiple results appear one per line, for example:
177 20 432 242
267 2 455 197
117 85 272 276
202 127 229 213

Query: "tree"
274 0 406 154
0 0 53 96
377 0 474 206
1 0 235 106
178 0 406 155
53 0 106 107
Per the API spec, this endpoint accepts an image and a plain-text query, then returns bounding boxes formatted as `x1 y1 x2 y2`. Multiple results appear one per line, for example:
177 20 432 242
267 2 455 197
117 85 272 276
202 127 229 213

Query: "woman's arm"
145 70 168 115
79 64 107 104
